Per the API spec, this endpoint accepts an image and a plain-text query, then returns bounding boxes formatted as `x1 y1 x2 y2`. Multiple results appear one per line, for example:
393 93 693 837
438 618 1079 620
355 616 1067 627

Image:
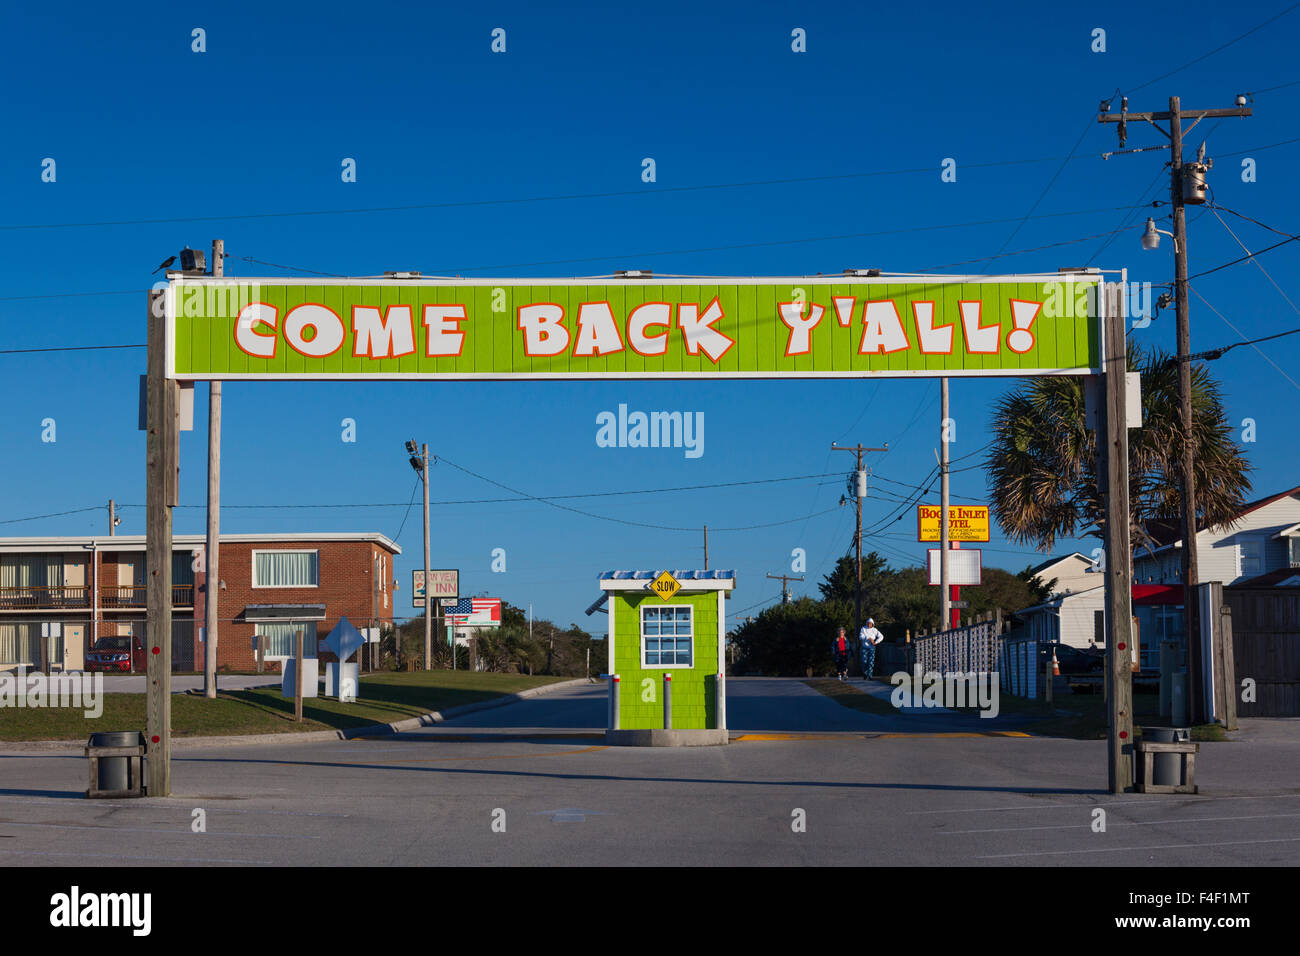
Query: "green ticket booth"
596 569 734 746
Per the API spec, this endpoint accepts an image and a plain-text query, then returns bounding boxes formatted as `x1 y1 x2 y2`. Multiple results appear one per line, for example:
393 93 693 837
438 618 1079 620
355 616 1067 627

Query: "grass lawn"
1016 690 1228 742
0 671 570 742
804 678 1227 742
804 679 900 716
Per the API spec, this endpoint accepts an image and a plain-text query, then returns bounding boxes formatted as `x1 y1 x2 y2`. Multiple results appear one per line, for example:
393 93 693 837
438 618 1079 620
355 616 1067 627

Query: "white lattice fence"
911 614 1003 675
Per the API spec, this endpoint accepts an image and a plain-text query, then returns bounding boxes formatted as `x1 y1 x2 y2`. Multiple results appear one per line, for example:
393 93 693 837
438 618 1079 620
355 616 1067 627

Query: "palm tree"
986 343 1252 554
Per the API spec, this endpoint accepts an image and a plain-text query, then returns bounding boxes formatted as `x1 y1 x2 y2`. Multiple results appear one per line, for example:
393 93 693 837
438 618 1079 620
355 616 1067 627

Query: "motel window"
0 555 62 591
171 552 195 587
0 622 40 665
254 622 318 658
641 605 693 667
252 551 319 588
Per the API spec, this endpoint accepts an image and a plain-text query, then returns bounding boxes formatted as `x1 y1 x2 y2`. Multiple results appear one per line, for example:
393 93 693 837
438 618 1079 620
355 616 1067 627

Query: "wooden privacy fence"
912 611 1005 676
1226 587 1300 717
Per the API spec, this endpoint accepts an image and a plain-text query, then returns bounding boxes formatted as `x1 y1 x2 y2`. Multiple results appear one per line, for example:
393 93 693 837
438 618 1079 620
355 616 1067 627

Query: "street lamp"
1141 217 1179 253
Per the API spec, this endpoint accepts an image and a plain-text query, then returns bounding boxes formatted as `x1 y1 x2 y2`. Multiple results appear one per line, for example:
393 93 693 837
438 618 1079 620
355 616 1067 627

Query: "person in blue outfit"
859 617 884 679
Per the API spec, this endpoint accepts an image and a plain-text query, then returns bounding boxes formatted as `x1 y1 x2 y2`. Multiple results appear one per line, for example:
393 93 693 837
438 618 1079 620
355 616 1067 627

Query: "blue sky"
1 0 1296 631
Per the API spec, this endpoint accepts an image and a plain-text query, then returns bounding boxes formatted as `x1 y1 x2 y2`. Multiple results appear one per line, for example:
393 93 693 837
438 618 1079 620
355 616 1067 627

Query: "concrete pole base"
604 729 729 747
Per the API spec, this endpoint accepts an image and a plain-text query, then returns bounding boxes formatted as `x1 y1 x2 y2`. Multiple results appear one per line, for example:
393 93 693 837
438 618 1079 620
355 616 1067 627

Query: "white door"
64 624 85 670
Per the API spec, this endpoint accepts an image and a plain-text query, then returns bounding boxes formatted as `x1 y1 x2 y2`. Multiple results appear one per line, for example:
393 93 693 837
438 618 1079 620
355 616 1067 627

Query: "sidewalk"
856 676 956 714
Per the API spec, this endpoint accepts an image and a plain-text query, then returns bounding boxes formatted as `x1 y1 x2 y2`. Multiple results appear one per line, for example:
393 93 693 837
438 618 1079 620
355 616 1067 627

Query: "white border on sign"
926 549 983 586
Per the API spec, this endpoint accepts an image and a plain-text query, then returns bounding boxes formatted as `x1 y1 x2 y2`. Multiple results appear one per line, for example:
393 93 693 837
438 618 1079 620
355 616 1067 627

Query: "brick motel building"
0 533 400 673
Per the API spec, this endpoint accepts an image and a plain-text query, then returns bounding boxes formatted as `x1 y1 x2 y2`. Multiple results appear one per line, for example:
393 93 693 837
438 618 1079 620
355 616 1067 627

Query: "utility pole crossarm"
1099 107 1251 123
765 572 804 605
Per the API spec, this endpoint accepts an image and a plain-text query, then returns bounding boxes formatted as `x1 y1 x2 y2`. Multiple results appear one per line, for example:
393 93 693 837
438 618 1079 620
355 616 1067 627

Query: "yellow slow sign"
650 571 682 600
916 505 991 542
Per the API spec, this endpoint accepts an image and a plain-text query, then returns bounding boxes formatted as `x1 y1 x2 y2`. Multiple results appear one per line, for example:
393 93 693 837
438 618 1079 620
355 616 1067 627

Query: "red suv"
86 636 145 673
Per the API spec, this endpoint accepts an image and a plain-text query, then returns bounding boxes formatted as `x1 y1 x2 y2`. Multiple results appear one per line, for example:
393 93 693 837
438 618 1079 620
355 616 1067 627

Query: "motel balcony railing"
0 584 194 610
0 585 90 610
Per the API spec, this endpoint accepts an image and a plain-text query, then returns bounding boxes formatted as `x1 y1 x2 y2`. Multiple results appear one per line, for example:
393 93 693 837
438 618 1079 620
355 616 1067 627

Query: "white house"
1014 584 1105 649
1026 552 1104 598
1133 486 1300 586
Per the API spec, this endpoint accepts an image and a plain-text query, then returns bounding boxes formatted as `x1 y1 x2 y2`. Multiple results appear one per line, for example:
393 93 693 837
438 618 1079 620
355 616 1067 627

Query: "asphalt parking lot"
2 679 1297 866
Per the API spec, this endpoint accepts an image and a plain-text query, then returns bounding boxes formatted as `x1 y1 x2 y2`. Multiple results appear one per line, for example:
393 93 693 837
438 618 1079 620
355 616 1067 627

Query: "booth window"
641 605 693 667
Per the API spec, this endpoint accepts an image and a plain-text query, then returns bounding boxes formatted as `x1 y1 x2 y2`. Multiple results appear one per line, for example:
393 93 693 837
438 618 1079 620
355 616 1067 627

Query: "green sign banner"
166 275 1103 380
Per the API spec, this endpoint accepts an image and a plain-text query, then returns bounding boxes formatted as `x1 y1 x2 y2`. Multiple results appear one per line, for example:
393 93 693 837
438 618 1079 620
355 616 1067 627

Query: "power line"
432 205 1147 274
1208 202 1297 239
1191 321 1300 359
0 506 104 526
1127 2 1300 94
871 473 984 504
112 471 843 513
919 225 1136 272
0 154 1101 234
1187 232 1300 280
391 476 421 541
1187 285 1300 392
982 116 1098 272
0 202 1148 305
1208 205 1300 318
227 256 345 277
1245 78 1300 95
424 455 845 533
1087 166 1168 265
1215 135 1300 158
0 344 144 355
859 465 940 539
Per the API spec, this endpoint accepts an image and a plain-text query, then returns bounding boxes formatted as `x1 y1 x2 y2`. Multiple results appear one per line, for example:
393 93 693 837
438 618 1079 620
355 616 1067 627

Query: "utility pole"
831 442 888 643
422 443 431 670
765 572 804 605
108 499 117 536
703 525 709 570
402 439 431 670
1099 94 1250 725
371 551 380 674
939 378 951 630
204 238 223 699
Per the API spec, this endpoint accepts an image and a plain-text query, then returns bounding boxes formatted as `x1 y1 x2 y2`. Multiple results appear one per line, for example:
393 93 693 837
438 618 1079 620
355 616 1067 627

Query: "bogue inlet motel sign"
164 274 1105 380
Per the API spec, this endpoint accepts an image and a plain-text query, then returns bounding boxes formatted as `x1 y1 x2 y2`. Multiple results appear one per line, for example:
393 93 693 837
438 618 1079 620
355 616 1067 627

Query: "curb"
0 677 593 753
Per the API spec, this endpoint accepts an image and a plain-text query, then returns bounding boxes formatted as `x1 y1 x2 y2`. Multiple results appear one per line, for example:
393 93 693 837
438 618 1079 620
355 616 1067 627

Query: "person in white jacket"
859 618 884 679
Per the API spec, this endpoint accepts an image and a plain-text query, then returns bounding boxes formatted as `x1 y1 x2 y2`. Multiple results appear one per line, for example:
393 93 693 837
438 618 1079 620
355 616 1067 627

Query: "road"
2 679 1297 866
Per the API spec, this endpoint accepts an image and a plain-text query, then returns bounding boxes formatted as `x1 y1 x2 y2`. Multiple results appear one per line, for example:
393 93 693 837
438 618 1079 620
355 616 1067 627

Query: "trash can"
87 731 144 794
1144 726 1190 787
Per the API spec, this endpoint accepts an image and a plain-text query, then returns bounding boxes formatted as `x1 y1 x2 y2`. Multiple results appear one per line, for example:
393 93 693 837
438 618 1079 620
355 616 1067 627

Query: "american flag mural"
444 598 502 627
